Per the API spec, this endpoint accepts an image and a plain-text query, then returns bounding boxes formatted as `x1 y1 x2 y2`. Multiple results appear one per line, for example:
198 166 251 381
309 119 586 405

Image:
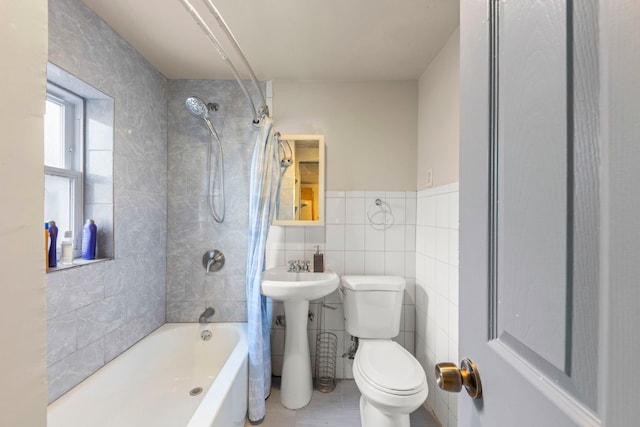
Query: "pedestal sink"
261 266 339 409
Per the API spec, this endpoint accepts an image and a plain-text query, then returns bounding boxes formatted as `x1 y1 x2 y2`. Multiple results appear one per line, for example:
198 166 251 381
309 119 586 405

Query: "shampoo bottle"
48 220 58 268
82 219 97 260
313 245 324 273
45 222 50 272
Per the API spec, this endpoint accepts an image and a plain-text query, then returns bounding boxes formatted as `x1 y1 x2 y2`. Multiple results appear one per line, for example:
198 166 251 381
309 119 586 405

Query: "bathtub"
48 322 248 427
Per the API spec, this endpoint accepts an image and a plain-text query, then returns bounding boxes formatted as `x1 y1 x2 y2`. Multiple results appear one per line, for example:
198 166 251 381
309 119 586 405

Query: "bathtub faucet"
199 307 215 323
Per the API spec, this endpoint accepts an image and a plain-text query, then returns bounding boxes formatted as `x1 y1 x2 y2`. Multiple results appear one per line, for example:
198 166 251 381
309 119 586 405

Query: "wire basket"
314 331 337 392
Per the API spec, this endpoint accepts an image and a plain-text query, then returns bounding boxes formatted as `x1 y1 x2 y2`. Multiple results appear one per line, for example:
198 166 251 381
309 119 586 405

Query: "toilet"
340 275 428 427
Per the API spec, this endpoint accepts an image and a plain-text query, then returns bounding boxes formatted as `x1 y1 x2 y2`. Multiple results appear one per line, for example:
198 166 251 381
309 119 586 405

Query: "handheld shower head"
184 95 226 223
185 96 210 119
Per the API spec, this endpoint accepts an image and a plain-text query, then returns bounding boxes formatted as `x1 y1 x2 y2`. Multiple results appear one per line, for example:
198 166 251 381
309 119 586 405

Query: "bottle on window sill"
60 230 74 265
45 222 50 272
82 219 97 260
48 220 58 268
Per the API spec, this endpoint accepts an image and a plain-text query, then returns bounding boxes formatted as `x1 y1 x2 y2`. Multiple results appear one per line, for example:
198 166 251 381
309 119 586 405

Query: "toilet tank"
340 275 405 338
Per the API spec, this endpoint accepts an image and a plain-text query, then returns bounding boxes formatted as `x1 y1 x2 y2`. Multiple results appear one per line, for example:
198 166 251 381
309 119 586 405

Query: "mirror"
274 134 324 226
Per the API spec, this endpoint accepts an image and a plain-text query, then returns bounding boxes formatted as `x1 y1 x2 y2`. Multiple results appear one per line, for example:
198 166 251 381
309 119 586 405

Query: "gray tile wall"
166 80 264 322
85 98 115 258
47 0 167 402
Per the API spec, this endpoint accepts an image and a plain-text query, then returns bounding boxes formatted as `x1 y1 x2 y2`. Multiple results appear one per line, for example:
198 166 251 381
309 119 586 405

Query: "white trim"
46 83 84 172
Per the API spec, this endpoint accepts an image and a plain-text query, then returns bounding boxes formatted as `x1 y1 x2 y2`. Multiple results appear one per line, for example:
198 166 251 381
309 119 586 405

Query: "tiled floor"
246 377 440 427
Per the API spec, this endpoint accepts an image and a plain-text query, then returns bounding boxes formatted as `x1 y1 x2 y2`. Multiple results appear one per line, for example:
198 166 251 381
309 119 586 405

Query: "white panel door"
456 0 640 425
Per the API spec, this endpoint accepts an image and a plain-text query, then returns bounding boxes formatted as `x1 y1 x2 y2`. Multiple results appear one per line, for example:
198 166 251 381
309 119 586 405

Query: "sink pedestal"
280 300 313 409
260 266 339 410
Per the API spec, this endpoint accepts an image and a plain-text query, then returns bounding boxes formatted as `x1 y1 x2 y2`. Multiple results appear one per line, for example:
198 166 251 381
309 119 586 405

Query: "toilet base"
359 395 410 427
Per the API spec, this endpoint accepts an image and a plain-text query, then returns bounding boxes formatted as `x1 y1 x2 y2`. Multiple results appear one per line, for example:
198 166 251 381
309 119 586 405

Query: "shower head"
185 96 209 119
185 96 220 120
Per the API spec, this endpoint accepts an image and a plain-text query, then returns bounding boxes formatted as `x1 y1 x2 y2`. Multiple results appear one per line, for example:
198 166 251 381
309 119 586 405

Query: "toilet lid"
341 275 405 292
356 341 426 396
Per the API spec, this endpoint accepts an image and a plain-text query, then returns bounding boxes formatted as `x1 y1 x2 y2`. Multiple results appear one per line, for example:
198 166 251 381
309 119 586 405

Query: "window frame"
44 82 84 258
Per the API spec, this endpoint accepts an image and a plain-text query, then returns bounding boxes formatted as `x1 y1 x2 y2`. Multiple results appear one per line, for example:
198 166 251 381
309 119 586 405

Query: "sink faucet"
287 260 310 272
199 307 215 323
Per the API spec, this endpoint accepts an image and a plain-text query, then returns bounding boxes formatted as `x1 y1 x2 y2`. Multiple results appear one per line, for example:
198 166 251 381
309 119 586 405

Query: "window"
44 83 84 257
45 62 115 266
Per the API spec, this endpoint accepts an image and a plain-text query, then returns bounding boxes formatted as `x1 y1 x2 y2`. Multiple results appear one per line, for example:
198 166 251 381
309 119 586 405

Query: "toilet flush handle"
434 358 482 399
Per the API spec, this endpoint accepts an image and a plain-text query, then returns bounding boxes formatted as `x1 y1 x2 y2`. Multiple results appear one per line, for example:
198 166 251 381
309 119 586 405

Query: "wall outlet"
425 168 433 187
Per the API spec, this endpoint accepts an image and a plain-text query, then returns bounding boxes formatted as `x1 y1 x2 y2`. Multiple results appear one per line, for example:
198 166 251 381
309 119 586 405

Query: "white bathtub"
48 323 248 427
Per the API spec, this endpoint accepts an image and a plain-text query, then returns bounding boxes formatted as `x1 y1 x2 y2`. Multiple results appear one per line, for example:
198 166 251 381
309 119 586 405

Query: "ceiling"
80 0 459 81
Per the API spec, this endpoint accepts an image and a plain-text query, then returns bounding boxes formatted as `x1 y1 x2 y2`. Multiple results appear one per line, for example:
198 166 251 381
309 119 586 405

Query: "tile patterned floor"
246 378 440 427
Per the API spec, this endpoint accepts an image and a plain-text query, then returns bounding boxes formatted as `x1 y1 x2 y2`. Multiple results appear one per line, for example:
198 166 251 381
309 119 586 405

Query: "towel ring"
367 198 394 230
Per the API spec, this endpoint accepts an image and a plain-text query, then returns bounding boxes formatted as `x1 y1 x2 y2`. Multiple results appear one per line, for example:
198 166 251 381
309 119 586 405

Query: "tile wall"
84 97 115 258
415 183 459 427
165 79 268 323
46 0 167 402
266 191 418 378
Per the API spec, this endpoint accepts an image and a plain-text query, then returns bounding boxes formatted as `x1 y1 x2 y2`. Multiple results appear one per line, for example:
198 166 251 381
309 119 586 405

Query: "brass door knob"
435 358 482 399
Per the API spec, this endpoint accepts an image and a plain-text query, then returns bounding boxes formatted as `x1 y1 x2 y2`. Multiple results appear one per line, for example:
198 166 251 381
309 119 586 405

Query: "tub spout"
199 307 215 323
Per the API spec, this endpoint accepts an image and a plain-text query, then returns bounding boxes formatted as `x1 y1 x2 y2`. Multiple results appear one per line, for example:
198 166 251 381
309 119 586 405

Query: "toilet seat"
355 341 426 396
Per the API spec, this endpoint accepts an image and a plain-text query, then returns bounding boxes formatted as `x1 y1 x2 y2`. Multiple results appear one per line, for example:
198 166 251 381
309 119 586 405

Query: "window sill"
47 257 110 273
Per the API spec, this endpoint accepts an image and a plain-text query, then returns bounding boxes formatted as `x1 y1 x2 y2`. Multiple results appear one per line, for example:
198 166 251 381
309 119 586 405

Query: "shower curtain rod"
179 0 269 123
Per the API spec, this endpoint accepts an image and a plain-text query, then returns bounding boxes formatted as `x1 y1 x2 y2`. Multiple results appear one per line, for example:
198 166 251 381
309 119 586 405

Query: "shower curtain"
246 116 280 424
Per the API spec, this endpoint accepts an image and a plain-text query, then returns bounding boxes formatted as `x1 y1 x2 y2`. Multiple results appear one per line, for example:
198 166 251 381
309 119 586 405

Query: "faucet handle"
304 260 310 272
288 260 296 272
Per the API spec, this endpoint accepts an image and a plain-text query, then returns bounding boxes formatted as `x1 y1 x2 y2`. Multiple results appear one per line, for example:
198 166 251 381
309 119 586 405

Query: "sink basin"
261 266 339 301
260 265 339 410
